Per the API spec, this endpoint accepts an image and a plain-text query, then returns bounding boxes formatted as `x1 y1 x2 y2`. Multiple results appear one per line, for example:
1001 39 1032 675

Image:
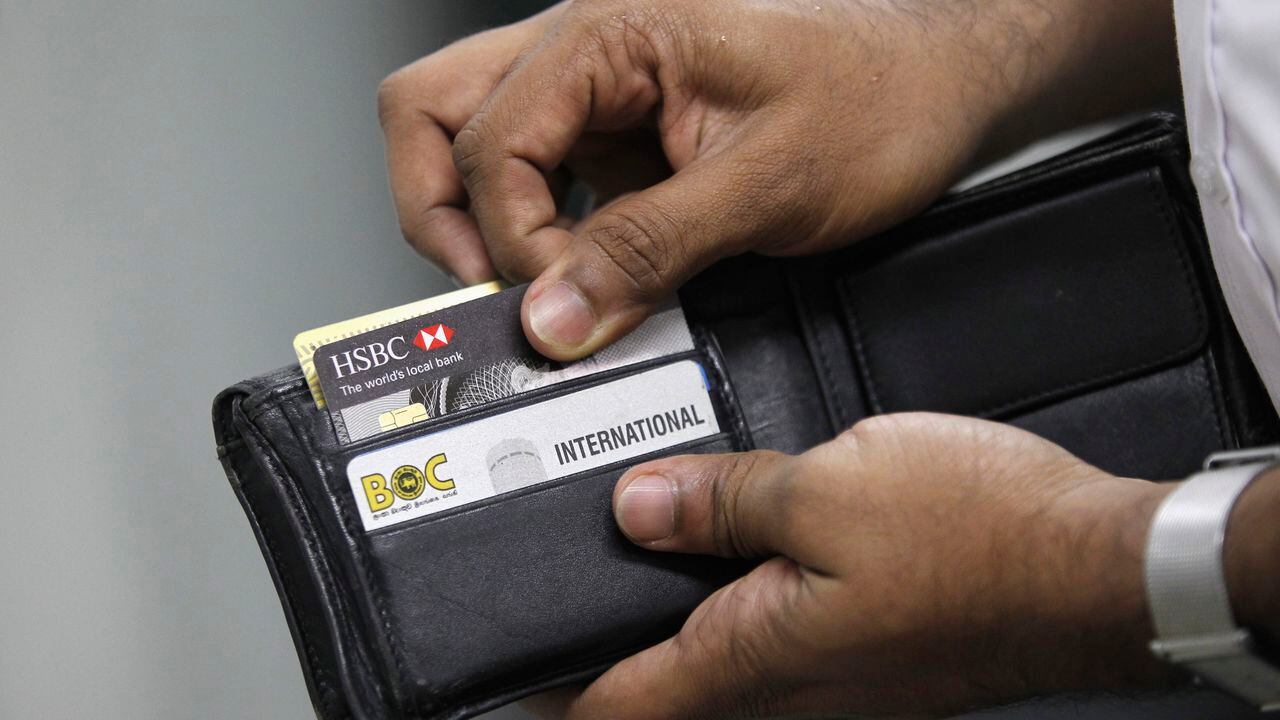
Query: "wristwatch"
1145 446 1280 711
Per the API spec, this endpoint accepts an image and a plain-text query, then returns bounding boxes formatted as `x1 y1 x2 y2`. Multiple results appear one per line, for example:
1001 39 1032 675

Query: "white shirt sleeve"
1175 0 1280 412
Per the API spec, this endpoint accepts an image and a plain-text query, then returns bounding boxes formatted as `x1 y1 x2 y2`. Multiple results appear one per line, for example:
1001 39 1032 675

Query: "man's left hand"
531 414 1174 719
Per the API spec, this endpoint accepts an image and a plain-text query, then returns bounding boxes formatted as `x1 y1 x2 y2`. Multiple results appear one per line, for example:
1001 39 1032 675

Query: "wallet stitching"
839 166 1210 419
436 644 658 719
247 389 412 712
273 397 378 718
879 157 1170 244
787 268 852 431
245 384 311 423
1196 354 1230 449
970 170 1208 417
694 327 752 450
839 286 886 415
232 407 345 716
233 464 343 716
926 115 1177 216
231 409 332 696
426 601 721 719
1202 346 1236 447
708 359 745 448
814 319 853 428
290 411 420 718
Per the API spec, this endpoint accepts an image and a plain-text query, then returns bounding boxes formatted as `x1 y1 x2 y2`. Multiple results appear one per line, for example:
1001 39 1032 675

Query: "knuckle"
556 0 672 93
838 413 904 453
450 120 490 181
710 455 750 557
582 204 681 298
398 216 424 250
397 205 443 254
376 69 412 128
829 413 939 486
709 451 783 557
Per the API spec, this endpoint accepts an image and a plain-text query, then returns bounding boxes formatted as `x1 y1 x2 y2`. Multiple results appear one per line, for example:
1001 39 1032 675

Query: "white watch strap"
1145 448 1280 711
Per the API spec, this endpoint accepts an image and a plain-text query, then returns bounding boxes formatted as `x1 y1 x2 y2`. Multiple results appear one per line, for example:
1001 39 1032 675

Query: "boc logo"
391 465 425 500
361 453 453 512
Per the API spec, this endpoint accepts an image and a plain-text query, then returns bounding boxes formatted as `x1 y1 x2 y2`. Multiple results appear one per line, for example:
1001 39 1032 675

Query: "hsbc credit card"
312 284 696 444
294 282 504 408
346 359 719 531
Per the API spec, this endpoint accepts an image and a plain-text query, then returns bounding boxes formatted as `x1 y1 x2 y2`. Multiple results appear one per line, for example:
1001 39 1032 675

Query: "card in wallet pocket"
216 286 753 719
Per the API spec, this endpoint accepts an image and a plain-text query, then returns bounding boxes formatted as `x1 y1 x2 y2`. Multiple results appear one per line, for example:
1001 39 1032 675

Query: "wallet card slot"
372 430 734 535
360 432 744 714
325 354 738 534
320 347 712 456
302 345 747 715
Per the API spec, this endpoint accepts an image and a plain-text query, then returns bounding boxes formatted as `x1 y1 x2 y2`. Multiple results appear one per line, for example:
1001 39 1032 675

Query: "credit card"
312 284 696 444
294 281 504 408
345 359 719 531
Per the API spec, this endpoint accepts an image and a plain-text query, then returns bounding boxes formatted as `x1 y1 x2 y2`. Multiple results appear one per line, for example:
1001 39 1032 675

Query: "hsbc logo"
413 324 454 352
329 323 458 380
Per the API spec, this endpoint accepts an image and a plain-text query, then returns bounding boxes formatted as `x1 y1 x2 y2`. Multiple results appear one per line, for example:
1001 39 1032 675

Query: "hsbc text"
330 337 410 379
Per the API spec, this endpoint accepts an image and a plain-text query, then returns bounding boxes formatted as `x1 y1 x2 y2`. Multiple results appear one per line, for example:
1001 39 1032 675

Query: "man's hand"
378 0 1176 360
533 414 1178 719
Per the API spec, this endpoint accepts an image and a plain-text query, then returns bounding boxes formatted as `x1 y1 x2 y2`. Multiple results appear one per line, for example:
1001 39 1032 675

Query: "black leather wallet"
213 113 1279 720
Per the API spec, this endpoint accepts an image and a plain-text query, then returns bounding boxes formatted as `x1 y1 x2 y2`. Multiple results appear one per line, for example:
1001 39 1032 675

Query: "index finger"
378 13 562 282
451 13 662 281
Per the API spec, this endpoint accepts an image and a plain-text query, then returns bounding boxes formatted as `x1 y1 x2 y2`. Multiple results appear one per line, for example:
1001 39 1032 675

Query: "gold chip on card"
378 403 429 431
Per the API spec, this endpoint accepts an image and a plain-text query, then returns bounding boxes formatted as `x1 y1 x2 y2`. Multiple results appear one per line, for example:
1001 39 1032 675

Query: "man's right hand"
378 0 1176 360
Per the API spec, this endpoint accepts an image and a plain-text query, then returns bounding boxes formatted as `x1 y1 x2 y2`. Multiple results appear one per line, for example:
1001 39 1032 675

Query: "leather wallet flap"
838 167 1208 418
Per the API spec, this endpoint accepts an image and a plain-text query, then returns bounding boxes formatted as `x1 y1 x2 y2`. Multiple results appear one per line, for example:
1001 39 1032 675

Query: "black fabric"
213 113 1279 719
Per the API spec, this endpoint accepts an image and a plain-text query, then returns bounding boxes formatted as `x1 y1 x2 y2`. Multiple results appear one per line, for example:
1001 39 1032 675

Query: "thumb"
521 145 791 359
611 449 823 566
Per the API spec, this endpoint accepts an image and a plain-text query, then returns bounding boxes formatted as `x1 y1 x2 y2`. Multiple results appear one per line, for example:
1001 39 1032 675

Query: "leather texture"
213 114 1279 719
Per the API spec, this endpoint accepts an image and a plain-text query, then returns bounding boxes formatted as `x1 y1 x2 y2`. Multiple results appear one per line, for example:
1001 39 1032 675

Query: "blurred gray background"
0 1 547 718
0 2 1258 719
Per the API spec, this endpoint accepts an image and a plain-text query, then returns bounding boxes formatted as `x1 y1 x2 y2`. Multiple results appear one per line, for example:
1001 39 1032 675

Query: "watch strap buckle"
1204 445 1280 471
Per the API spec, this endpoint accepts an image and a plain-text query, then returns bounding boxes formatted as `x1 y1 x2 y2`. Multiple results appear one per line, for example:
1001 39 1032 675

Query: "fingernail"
615 474 676 542
528 281 595 348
